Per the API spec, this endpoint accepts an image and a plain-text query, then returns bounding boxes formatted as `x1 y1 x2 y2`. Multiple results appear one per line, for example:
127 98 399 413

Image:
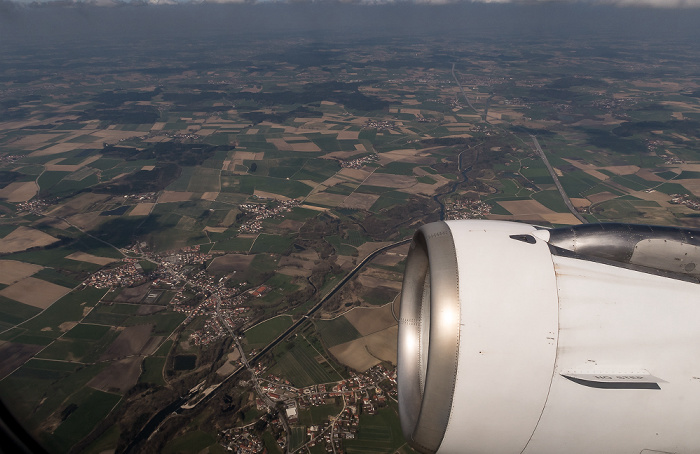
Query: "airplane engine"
397 220 700 454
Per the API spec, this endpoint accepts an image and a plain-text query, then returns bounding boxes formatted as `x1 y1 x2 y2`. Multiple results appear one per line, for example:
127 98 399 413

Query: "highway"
530 135 588 224
451 63 478 115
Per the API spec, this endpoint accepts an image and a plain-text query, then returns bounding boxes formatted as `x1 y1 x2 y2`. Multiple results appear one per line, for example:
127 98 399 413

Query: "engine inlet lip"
398 221 461 454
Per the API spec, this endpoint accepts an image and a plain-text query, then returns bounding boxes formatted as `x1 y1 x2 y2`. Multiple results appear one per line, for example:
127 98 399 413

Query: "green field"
369 192 410 213
263 431 283 454
64 323 112 341
33 267 81 288
162 430 218 454
121 311 186 335
83 425 121 454
166 166 195 191
593 198 647 221
19 287 108 336
244 315 294 349
0 362 109 434
653 182 690 195
344 404 406 454
298 402 344 426
187 167 221 192
558 170 601 197
250 233 295 254
230 175 312 199
610 174 657 191
83 311 131 326
45 388 122 453
269 336 343 387
139 356 166 386
37 328 118 362
531 190 569 213
376 161 417 176
6 246 102 274
0 295 42 328
315 316 362 348
325 235 358 256
290 426 308 451
212 236 256 252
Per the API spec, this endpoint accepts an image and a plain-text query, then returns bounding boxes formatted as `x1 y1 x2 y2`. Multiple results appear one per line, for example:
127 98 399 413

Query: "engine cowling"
398 220 700 454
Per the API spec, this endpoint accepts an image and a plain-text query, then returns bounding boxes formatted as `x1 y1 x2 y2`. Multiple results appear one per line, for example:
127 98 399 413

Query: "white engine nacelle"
398 220 700 454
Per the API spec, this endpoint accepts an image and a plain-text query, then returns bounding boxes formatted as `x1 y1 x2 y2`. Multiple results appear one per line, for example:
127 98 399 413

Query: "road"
451 63 478 115
213 293 292 451
530 135 587 224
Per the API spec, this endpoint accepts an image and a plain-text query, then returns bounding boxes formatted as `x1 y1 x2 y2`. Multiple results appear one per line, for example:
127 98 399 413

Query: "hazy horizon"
3 2 700 47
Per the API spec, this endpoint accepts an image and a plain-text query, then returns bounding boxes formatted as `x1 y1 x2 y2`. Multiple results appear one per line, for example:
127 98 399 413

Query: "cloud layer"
7 0 700 6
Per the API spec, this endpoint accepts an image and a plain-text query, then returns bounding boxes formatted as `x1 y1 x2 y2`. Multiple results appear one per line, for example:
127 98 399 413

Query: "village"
238 199 301 233
444 198 492 220
221 364 399 454
82 243 267 346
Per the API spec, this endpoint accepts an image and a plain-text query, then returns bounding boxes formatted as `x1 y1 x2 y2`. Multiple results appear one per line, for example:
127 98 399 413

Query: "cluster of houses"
238 199 301 233
445 198 492 220
339 154 379 169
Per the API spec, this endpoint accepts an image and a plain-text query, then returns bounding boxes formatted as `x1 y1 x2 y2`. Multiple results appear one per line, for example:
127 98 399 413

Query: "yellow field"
356 274 402 292
267 138 293 151
0 181 38 202
601 165 640 175
65 212 105 231
337 168 372 182
0 227 58 253
8 133 65 149
586 191 620 204
636 169 666 182
304 192 346 207
340 193 379 210
253 190 291 201
363 173 415 188
299 204 328 211
283 141 321 152
344 304 396 337
496 199 583 225
0 277 71 309
48 193 110 217
328 326 398 372
88 357 143 394
216 350 241 376
336 130 359 140
378 148 434 164
203 226 227 233
0 260 43 285
66 252 118 266
570 198 591 209
45 155 101 172
355 241 392 260
673 179 700 197
129 203 155 216
159 191 194 203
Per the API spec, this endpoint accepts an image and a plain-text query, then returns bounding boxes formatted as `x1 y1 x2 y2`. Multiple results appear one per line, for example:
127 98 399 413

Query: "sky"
1 0 700 47
4 0 700 5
